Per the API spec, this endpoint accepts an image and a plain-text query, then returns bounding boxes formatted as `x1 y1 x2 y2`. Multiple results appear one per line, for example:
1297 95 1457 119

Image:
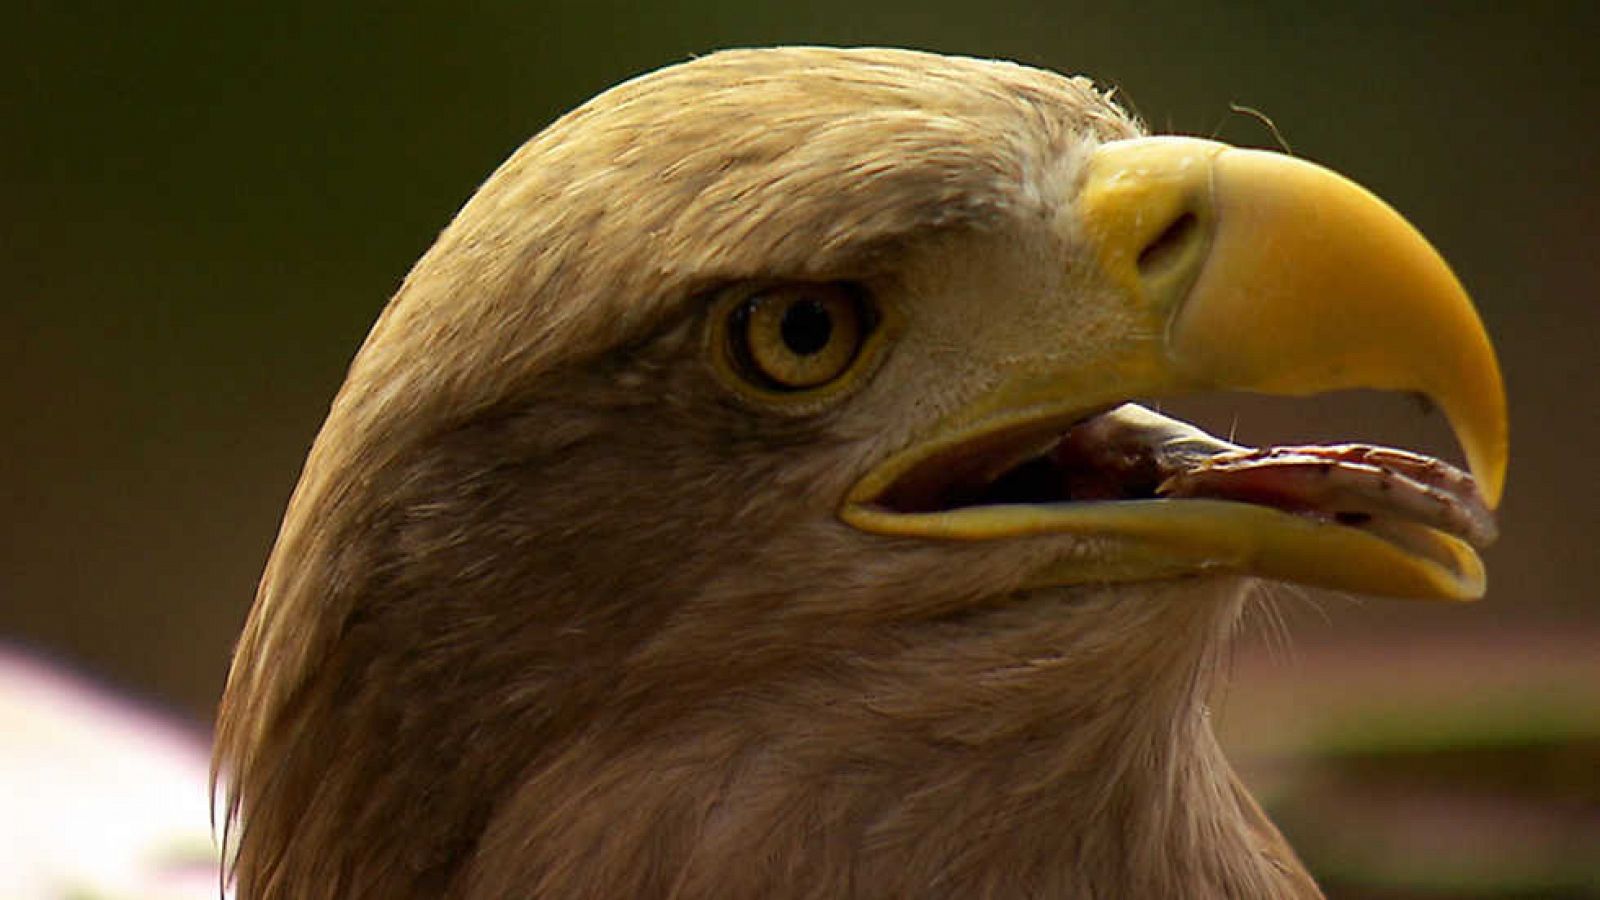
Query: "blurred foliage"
1223 624 1600 898
1277 733 1600 897
5 1 1598 894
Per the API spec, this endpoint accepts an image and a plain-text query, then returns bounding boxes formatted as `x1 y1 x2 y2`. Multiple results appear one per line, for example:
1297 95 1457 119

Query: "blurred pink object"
0 645 223 899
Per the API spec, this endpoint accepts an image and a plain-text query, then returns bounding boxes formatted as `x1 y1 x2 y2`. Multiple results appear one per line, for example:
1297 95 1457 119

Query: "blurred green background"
5 2 1597 895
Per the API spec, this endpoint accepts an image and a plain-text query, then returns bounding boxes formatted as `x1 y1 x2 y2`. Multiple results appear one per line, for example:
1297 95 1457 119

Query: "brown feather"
215 47 1319 899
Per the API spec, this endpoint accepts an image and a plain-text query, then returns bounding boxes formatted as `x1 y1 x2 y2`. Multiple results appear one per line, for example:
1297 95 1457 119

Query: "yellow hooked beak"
843 137 1508 601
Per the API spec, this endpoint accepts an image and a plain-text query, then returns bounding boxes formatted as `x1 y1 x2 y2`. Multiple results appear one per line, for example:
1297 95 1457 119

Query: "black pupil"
779 299 834 356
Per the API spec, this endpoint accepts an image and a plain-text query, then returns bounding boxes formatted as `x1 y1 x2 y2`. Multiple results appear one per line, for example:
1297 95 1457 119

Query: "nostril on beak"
1137 211 1201 279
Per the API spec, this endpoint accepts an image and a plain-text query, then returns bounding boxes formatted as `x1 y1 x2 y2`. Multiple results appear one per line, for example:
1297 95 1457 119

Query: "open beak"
842 137 1508 601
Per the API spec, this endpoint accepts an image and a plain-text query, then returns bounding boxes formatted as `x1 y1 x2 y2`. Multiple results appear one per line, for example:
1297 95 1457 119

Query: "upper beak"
843 137 1508 601
1079 138 1505 506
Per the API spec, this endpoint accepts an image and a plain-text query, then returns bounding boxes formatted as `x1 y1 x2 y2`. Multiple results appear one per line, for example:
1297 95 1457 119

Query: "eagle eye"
719 283 877 394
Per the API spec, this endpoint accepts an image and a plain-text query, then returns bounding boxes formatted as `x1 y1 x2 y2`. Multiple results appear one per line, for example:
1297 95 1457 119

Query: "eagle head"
216 47 1505 900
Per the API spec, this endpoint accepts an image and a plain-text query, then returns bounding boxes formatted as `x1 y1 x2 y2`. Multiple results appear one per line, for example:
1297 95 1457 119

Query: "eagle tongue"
1050 404 1242 502
1054 404 1499 548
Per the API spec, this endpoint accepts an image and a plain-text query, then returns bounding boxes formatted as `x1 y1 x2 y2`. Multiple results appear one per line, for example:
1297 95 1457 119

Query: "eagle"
214 47 1507 899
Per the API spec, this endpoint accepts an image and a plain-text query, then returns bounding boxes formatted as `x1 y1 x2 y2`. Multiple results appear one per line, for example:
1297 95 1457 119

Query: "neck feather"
452 578 1321 900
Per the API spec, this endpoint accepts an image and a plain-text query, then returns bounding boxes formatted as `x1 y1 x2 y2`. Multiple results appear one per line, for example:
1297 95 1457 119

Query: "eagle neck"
460 578 1322 899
